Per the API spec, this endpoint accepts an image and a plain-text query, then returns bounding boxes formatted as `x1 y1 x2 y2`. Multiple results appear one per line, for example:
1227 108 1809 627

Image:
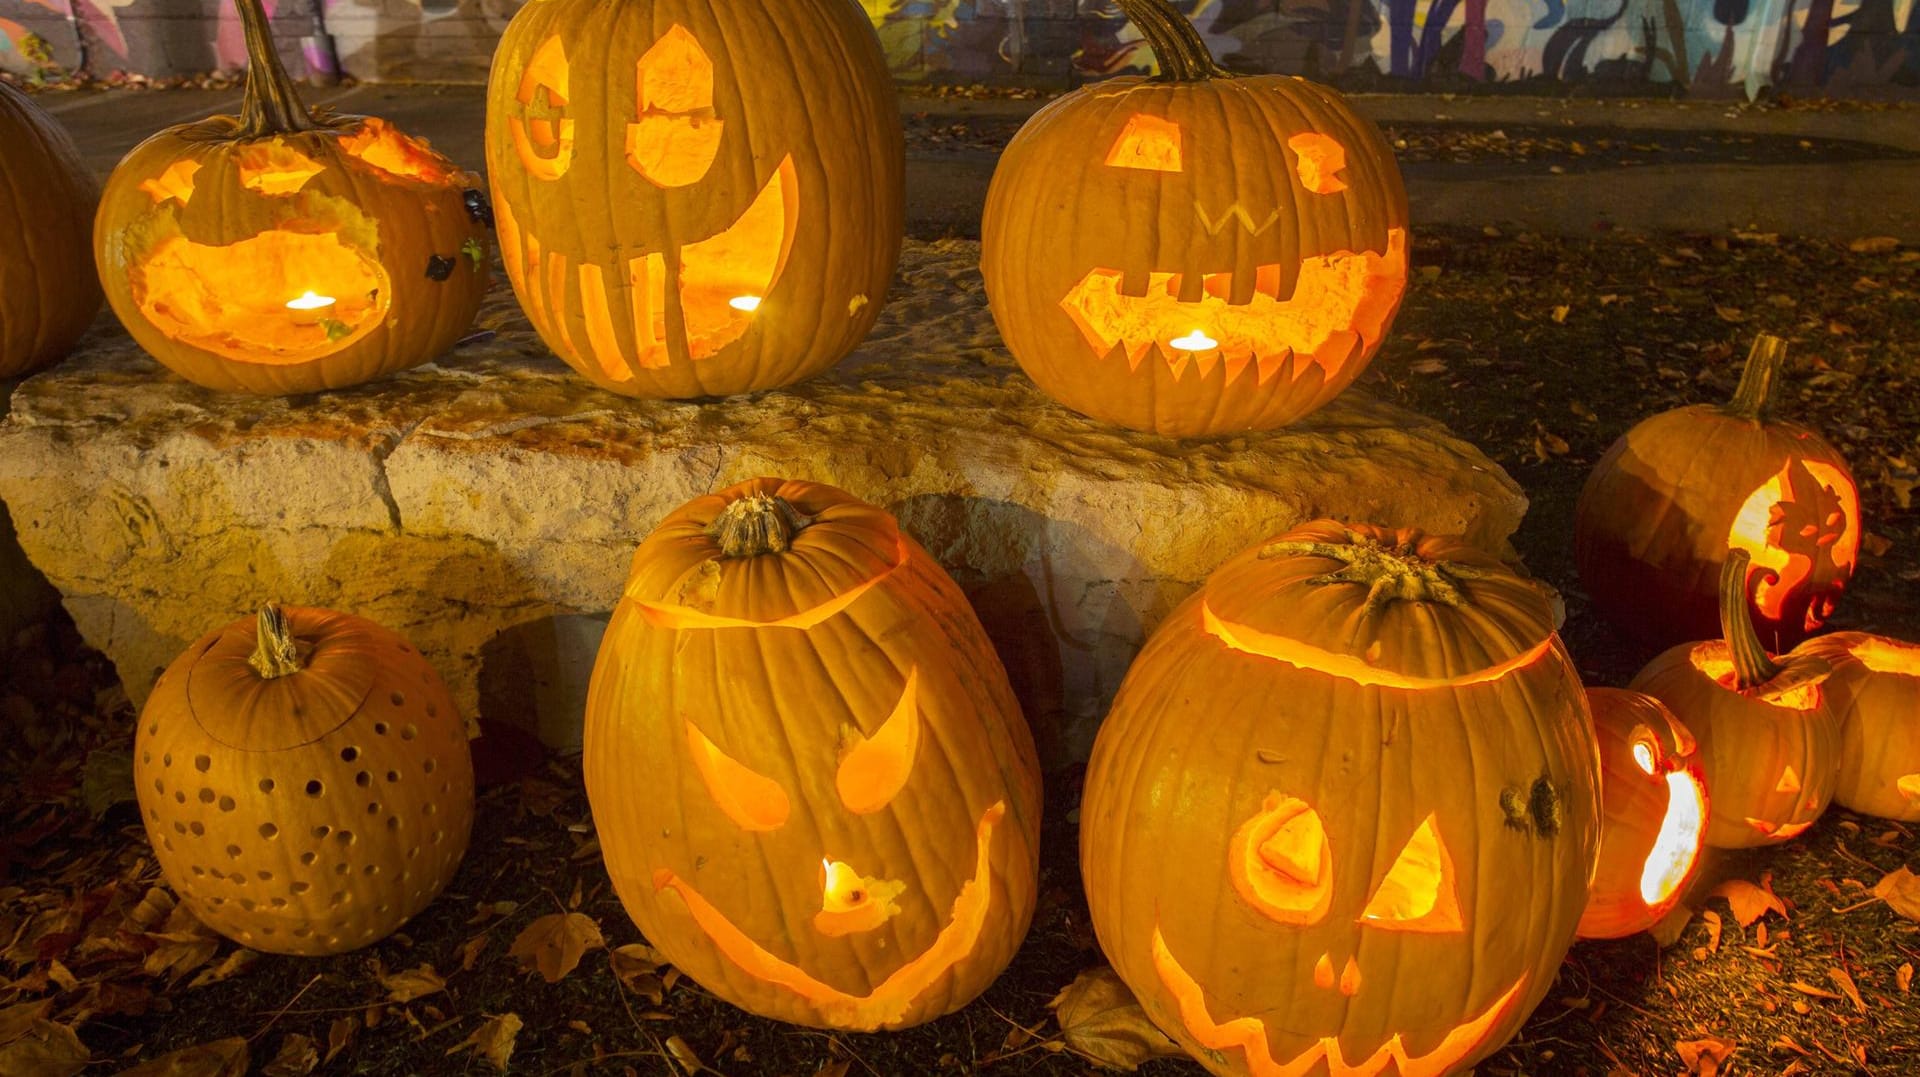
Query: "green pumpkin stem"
235 0 317 137
248 603 304 680
1725 334 1787 422
1112 0 1233 82
708 493 812 558
1720 550 1782 688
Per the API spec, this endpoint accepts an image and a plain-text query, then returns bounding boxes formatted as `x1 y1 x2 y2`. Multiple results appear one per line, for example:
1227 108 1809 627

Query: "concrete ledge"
0 240 1525 765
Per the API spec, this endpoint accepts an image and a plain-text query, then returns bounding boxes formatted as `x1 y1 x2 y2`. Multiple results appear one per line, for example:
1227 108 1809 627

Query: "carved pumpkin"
1 81 101 380
1575 334 1860 651
486 0 903 399
1629 551 1839 849
134 605 475 955
1081 521 1600 1077
94 0 490 395
1576 688 1708 940
980 0 1407 437
584 479 1041 1030
1799 631 1920 821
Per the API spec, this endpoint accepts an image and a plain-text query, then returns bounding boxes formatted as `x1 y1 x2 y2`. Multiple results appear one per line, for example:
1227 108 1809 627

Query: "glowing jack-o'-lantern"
1577 688 1708 939
93 0 489 395
1800 631 1920 821
584 479 1041 1030
486 0 903 400
1630 551 1839 849
1081 521 1600 1077
1576 334 1860 650
981 0 1408 437
0 81 102 379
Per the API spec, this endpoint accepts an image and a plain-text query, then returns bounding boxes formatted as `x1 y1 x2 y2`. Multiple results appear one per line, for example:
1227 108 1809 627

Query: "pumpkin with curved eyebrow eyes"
583 479 1042 1030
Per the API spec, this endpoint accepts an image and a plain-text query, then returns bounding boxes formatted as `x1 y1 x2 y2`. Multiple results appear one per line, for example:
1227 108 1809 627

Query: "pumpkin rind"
0 81 101 379
1576 688 1709 940
1799 631 1920 821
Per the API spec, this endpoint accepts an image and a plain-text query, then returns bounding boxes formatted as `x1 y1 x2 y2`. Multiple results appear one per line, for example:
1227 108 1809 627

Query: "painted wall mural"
1 0 1915 94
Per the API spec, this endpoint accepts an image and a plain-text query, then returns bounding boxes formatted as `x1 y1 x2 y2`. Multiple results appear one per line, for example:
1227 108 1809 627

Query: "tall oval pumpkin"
0 81 101 378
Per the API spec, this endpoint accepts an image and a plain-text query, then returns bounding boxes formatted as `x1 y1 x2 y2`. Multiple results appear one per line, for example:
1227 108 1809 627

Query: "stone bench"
0 240 1524 766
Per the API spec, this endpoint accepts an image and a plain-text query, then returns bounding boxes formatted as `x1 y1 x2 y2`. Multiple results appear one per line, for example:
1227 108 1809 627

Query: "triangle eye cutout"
836 669 920 815
1359 814 1464 933
686 721 789 831
1106 114 1184 173
1229 793 1333 925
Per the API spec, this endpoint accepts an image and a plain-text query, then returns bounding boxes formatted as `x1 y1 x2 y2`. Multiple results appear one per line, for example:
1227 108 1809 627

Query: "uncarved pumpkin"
981 0 1408 437
1081 521 1599 1077
1799 631 1920 821
584 479 1041 1030
1576 688 1708 940
0 80 101 379
1575 334 1860 651
94 0 489 394
134 605 475 955
485 0 904 399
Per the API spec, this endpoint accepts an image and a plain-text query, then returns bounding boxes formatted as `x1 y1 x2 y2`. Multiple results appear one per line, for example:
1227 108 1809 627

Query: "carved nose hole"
1339 956 1361 996
1312 953 1363 996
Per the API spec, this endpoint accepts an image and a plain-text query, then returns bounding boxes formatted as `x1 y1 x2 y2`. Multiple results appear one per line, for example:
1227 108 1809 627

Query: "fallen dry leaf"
813 1060 851 1077
1898 962 1913 993
1675 1035 1736 1076
1709 875 1787 928
187 949 257 989
449 1013 522 1072
0 1014 88 1077
666 1034 704 1074
1849 236 1901 254
379 963 448 1003
1871 866 1920 921
324 1016 357 1065
1049 966 1183 1071
1828 967 1867 1013
509 912 604 983
260 1033 318 1077
1701 909 1722 953
115 1037 248 1076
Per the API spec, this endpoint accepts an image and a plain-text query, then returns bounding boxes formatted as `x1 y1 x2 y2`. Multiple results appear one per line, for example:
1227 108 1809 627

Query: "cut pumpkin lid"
1201 520 1558 687
183 606 386 752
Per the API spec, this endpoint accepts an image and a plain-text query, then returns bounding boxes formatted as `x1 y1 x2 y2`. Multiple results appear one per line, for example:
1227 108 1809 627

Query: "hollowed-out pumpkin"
583 479 1041 1030
1081 521 1599 1077
1575 334 1860 651
980 0 1408 437
1799 631 1920 821
94 0 490 394
485 0 903 399
1576 688 1708 940
134 605 474 955
0 80 101 379
1628 551 1839 849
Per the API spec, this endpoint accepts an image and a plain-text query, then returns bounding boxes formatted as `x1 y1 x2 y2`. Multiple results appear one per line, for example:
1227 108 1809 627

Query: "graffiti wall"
2 0 1916 95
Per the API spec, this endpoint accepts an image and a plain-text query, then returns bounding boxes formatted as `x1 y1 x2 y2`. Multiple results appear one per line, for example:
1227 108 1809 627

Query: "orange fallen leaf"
115 1037 248 1076
260 1033 318 1077
1871 866 1920 921
0 1010 88 1077
1789 980 1842 1001
379 963 447 1003
1675 1035 1736 1076
1049 967 1183 1071
1701 909 1722 953
1898 962 1913 993
1828 967 1866 1013
665 1034 704 1074
448 1013 521 1072
508 912 604 984
1710 875 1787 927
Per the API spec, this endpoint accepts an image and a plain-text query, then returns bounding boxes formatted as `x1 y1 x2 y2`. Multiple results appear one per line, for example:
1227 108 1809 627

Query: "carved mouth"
652 801 1003 1031
1639 771 1706 905
1059 227 1406 385
1152 925 1524 1077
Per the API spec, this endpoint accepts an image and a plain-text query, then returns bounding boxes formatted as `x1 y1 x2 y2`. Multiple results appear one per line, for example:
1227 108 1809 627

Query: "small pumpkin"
1576 688 1708 940
584 479 1041 1030
1081 521 1599 1077
1628 551 1840 849
981 0 1408 437
94 0 490 394
0 80 101 379
1799 631 1920 821
485 0 903 399
134 605 475 955
1575 334 1860 651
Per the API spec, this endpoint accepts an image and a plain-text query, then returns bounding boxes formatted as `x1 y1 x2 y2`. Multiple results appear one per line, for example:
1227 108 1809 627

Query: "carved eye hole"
1106 114 1184 173
836 669 920 814
1360 814 1464 933
686 721 789 831
625 25 724 188
1630 727 1659 775
1288 132 1349 195
1229 793 1332 925
509 35 575 181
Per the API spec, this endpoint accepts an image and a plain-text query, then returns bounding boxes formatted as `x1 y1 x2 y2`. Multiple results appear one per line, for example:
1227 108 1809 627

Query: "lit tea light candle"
820 859 868 913
286 291 337 326
1169 329 1218 352
729 295 763 313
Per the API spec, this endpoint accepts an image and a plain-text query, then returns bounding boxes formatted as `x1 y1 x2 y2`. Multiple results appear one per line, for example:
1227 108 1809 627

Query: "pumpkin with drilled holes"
1576 334 1860 651
1629 551 1839 849
1576 688 1708 940
1799 632 1920 821
0 80 101 378
980 0 1407 437
94 0 489 394
1081 521 1599 1077
134 605 475 955
584 479 1041 1030
485 0 903 399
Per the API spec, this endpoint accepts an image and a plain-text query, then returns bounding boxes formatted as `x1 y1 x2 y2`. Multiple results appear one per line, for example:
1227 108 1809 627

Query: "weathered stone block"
0 240 1525 764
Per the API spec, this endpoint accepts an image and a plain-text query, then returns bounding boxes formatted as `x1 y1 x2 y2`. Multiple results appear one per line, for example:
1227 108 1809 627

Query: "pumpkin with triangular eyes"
1577 688 1708 940
1082 521 1600 1077
486 0 903 400
1799 632 1920 821
981 0 1408 437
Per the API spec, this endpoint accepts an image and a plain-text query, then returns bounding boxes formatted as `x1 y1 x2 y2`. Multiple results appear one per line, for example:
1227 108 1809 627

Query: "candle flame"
729 295 763 313
1169 329 1217 352
821 859 867 913
286 291 336 312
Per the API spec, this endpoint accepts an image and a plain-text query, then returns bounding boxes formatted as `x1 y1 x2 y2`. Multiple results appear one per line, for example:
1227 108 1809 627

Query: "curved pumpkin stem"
1724 334 1786 422
708 493 812 558
248 603 304 680
235 0 316 138
1112 0 1233 83
1261 530 1489 617
1720 550 1782 689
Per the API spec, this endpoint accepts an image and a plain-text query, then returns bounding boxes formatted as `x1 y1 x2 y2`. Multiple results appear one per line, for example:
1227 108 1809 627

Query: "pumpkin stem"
1112 0 1233 82
235 0 317 138
1720 550 1783 688
1724 334 1786 421
708 494 813 558
248 603 305 679
1260 531 1489 617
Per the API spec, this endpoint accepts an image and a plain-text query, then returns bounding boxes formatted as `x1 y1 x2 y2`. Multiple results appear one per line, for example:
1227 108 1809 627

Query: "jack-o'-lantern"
980 0 1408 438
1575 334 1860 651
1081 521 1600 1077
486 0 903 400
94 0 490 395
1629 551 1839 849
1576 688 1708 940
0 80 101 379
134 604 475 955
584 479 1041 1030
1800 631 1920 821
